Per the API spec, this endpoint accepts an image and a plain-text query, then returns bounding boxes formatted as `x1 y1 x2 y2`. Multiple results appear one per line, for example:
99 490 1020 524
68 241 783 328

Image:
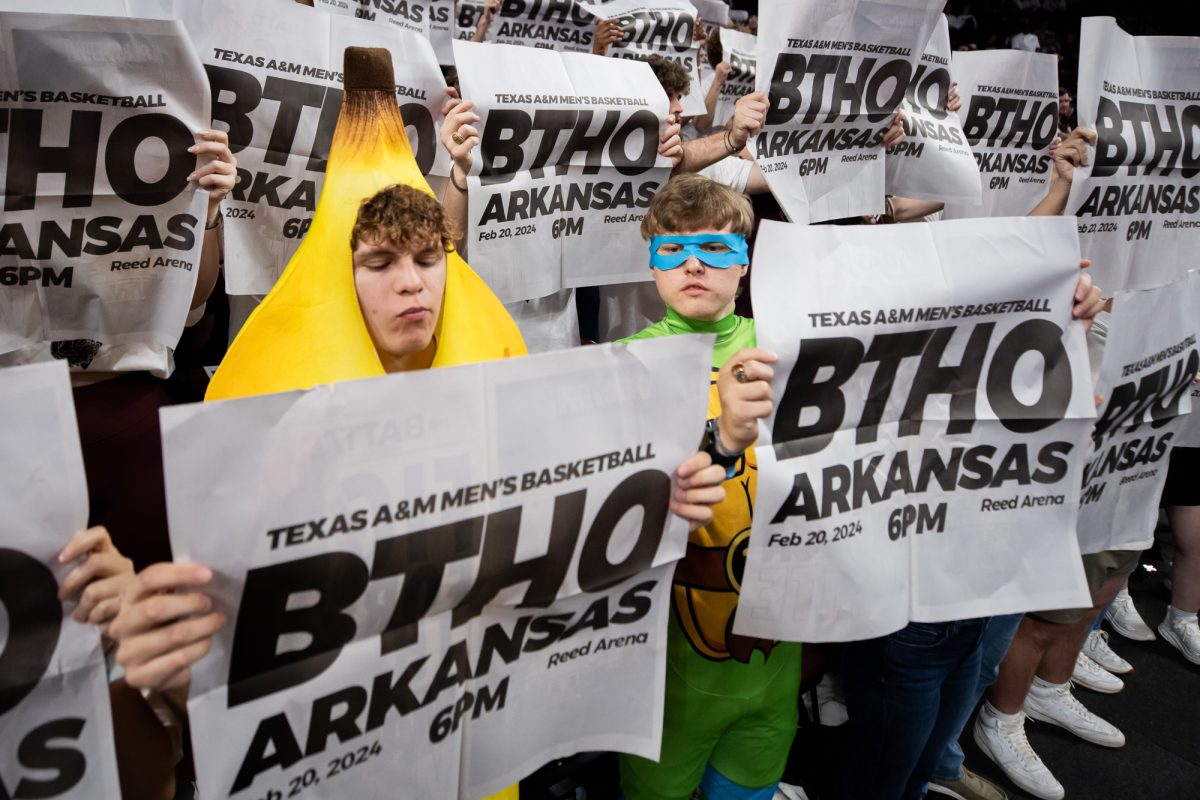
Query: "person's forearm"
678 130 737 175
471 13 492 42
191 214 222 310
890 196 945 222
441 167 470 253
1028 172 1070 216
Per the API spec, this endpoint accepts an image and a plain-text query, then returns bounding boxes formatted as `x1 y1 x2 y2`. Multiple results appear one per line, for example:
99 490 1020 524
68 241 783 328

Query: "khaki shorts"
1032 549 1142 625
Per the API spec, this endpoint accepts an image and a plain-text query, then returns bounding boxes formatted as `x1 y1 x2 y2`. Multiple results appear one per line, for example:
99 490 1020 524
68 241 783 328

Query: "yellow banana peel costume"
206 47 524 401
204 48 522 800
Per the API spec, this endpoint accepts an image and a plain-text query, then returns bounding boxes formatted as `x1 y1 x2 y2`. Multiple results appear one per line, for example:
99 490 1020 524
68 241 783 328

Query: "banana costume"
206 47 524 401
205 48 522 800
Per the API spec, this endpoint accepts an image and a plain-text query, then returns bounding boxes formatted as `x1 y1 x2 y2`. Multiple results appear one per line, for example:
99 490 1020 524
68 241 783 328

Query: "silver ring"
733 363 748 383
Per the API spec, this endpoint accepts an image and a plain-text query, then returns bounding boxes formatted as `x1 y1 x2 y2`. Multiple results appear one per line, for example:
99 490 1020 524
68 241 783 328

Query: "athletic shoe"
1082 629 1133 674
1071 651 1124 693
927 768 1009 800
973 704 1063 800
1106 588 1155 641
1159 614 1200 666
1024 679 1125 747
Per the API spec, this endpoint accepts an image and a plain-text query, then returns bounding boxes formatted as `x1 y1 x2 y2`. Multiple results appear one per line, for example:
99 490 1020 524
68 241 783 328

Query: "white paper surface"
736 217 1095 642
0 12 209 376
162 336 712 800
0 362 121 800
455 40 672 302
1078 271 1200 552
134 0 450 296
942 49 1058 220
1065 16 1200 293
884 15 981 204
752 0 944 223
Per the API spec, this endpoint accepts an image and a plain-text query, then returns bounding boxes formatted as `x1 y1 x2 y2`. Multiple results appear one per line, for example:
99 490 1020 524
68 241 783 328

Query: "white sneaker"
1024 679 1125 747
1106 588 1155 641
1082 629 1133 674
1159 614 1200 666
815 672 849 726
973 703 1064 800
1071 651 1124 693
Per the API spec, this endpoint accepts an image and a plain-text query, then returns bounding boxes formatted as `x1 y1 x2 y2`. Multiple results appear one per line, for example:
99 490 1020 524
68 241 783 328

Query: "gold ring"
452 131 464 145
733 363 748 383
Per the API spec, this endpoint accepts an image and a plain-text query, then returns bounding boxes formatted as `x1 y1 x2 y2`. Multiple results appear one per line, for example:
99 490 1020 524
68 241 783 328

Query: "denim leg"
840 621 982 800
905 621 987 799
929 612 1023 782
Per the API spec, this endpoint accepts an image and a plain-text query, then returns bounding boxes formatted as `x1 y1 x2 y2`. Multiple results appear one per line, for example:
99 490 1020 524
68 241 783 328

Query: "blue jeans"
930 613 1025 783
840 619 987 800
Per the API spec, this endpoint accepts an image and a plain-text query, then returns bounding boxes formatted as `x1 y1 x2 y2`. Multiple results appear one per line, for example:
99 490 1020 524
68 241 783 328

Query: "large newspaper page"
0 362 122 800
735 217 1095 642
163 337 711 800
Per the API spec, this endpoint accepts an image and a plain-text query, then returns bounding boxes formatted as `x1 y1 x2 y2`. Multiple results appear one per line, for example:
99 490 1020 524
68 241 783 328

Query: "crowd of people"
5 2 1198 800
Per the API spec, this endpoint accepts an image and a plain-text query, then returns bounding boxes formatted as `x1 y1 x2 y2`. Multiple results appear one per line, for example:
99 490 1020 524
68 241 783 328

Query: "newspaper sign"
735 217 1095 642
584 0 706 117
1078 271 1200 553
884 15 980 204
942 50 1058 220
752 0 944 224
713 27 757 128
455 41 672 302
487 0 602 51
133 0 449 296
0 12 209 376
162 337 711 800
455 0 487 40
693 0 729 29
0 362 121 800
314 0 455 66
1065 17 1200 293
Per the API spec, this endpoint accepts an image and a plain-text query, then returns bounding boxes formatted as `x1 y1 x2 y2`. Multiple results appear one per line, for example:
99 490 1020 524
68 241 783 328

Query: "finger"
124 636 214 692
738 400 774 422
123 563 214 604
675 450 713 479
669 501 715 528
88 597 122 627
196 129 230 145
60 552 123 601
116 611 225 673
677 461 727 489
1074 272 1094 301
674 485 726 506
736 360 776 383
59 526 109 564
188 161 237 182
76 573 128 623
457 124 480 141
188 141 235 162
444 86 460 100
729 348 779 366
730 384 773 406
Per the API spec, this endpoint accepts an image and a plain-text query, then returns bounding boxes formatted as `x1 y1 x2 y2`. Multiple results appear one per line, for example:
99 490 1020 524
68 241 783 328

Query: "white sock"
983 700 1021 723
1167 605 1197 625
1031 675 1068 693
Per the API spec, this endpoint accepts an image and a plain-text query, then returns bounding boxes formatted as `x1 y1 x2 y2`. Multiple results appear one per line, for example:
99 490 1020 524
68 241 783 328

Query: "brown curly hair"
646 54 691 99
350 184 457 253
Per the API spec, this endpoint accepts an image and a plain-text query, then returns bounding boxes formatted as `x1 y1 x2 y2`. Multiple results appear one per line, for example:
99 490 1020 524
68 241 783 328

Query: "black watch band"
703 417 743 478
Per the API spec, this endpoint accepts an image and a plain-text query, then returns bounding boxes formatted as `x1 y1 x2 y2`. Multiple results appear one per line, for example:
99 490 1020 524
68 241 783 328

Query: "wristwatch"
702 417 743 480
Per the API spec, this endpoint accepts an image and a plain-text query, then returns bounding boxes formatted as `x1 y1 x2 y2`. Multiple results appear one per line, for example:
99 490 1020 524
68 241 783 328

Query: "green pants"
619 628 801 800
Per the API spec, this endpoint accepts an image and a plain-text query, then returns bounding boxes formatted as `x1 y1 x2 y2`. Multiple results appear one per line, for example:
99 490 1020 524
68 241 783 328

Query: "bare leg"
1169 506 1200 614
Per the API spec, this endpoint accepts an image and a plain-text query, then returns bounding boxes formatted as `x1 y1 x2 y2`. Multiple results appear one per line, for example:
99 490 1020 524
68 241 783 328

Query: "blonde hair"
641 174 754 239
